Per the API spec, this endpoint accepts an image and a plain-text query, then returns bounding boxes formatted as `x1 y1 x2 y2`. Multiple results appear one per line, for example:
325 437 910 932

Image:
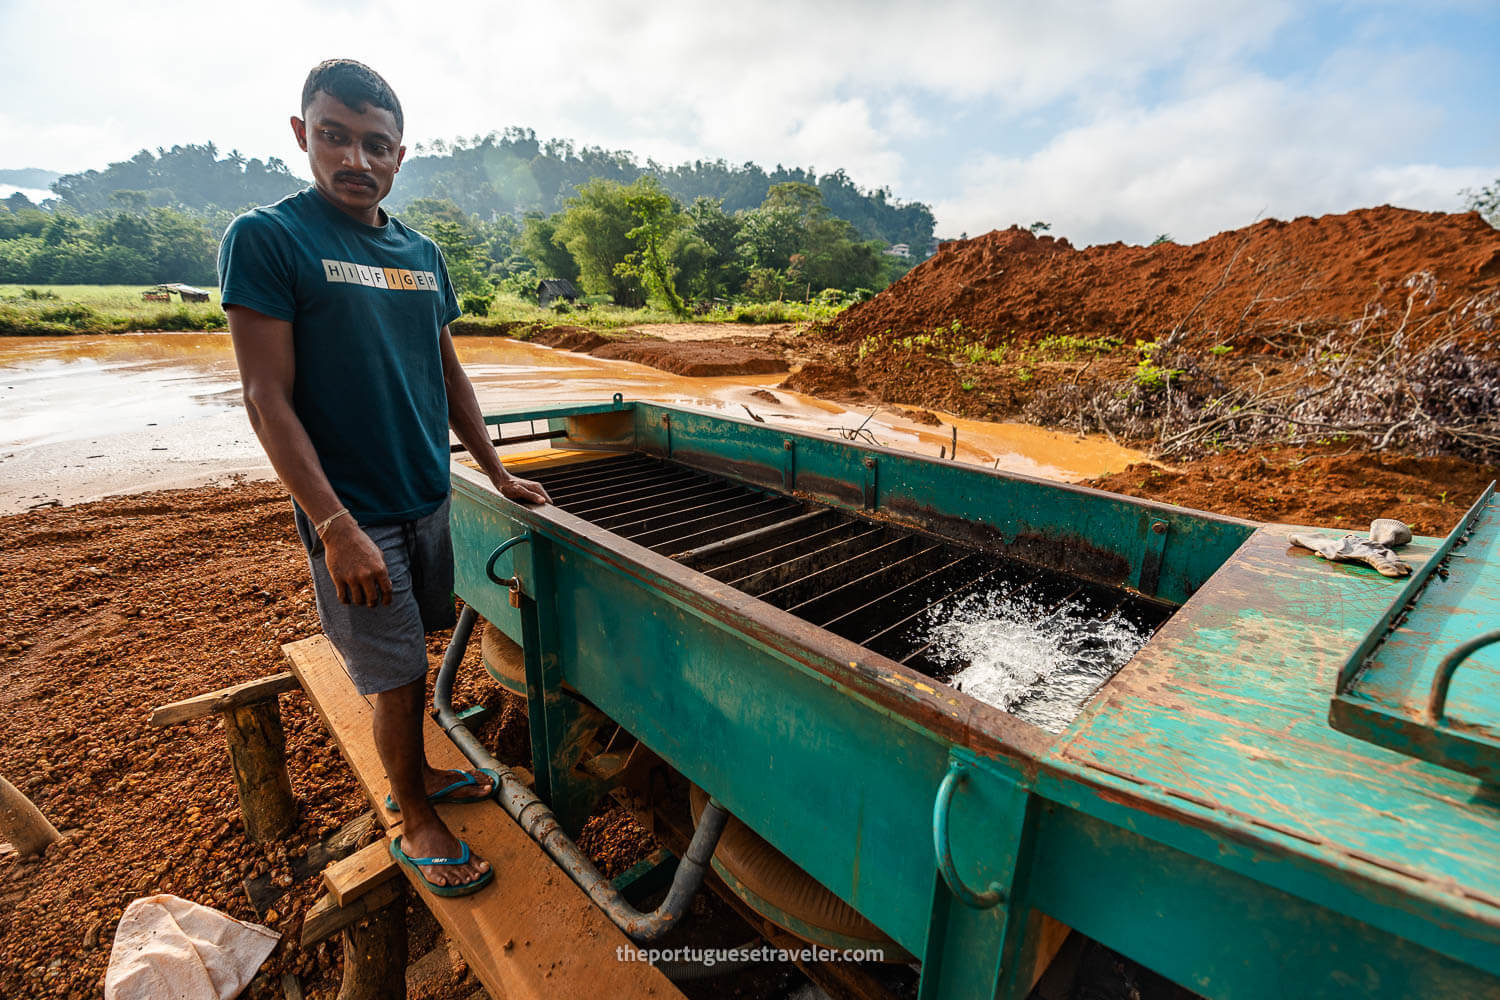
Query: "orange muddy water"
0 333 1143 513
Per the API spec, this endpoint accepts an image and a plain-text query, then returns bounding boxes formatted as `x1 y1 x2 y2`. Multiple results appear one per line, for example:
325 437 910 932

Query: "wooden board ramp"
283 635 681 999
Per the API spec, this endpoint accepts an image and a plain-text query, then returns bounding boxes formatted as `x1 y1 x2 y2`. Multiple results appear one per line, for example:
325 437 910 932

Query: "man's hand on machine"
322 516 394 606
491 470 551 505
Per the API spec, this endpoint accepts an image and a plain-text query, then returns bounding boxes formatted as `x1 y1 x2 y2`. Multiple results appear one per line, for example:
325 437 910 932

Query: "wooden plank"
301 881 404 949
284 636 682 1000
323 838 400 907
282 637 401 830
458 448 622 477
150 671 301 726
501 447 622 472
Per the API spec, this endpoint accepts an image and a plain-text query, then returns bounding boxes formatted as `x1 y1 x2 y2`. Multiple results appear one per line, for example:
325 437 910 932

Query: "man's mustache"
335 172 375 188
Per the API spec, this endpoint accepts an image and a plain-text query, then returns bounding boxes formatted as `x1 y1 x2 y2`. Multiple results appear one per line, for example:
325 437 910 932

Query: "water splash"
922 590 1150 733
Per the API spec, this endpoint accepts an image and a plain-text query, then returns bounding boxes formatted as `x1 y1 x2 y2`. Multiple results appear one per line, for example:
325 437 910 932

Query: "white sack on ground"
104 893 280 1000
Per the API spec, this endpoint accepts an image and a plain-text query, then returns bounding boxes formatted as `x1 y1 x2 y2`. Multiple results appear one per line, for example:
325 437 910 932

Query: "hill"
41 134 934 252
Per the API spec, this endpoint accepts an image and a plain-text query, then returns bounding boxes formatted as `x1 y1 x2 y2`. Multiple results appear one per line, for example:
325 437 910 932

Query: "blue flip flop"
384 768 500 812
389 836 494 898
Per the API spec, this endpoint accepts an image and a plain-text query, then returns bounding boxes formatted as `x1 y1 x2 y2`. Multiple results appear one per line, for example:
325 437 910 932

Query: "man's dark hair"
301 59 404 135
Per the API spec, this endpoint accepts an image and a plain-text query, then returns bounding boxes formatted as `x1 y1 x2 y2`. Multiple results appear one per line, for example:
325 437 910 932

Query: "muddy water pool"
0 332 1144 513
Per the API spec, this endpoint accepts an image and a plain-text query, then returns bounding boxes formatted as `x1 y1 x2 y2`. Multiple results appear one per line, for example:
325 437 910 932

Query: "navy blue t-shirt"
218 188 461 525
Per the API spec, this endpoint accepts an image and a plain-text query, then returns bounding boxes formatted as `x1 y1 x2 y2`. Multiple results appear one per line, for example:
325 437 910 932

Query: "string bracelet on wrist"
315 507 351 538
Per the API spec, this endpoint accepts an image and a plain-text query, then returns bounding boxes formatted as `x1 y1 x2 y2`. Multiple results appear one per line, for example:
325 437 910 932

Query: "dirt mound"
1088 447 1497 535
591 340 789 377
830 207 1500 352
534 325 610 352
779 362 859 396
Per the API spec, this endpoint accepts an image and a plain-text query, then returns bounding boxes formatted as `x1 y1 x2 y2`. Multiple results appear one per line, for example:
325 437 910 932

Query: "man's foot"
395 820 492 892
385 767 498 812
422 766 495 802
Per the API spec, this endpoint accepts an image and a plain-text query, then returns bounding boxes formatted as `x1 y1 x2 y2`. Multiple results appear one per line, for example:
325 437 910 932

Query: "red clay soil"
0 482 650 999
590 340 790 377
533 325 611 353
829 207 1500 352
1088 447 1498 535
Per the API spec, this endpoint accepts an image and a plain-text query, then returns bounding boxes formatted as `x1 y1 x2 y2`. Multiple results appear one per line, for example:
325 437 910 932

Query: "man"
219 59 548 896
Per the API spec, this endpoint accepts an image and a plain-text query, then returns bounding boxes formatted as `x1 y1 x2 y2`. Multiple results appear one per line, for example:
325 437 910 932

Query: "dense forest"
0 136 932 303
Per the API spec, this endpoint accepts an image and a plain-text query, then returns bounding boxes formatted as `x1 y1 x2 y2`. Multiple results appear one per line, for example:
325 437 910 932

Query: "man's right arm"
226 305 392 607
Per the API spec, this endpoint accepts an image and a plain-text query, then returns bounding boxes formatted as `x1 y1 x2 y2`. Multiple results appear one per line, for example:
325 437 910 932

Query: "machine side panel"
1028 802 1500 999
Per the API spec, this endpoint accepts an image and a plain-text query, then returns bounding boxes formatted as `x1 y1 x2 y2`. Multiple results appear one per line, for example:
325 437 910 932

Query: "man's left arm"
440 326 551 504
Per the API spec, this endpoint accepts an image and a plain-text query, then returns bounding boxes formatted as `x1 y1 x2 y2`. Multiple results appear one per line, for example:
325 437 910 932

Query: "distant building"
884 243 911 259
537 278 581 307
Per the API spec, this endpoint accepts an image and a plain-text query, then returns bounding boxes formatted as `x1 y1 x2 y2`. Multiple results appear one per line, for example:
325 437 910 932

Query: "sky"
2 0 1497 246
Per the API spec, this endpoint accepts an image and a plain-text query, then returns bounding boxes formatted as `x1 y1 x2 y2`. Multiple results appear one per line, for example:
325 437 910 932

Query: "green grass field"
467 292 849 331
0 284 226 336
0 284 848 337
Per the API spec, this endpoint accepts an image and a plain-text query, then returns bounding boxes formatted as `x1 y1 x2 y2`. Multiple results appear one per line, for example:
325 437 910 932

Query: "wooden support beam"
150 672 301 727
324 839 400 907
302 881 405 949
225 700 297 842
150 673 301 844
338 900 408 1000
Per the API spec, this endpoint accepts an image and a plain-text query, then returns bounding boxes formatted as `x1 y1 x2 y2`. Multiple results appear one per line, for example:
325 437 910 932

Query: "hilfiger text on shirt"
321 259 439 292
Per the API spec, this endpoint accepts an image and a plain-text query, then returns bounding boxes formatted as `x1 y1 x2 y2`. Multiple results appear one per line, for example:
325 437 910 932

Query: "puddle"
0 332 1146 513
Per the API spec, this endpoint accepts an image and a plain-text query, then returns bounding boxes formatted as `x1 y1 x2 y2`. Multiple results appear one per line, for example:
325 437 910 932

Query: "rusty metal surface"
1046 525 1500 922
1330 486 1500 780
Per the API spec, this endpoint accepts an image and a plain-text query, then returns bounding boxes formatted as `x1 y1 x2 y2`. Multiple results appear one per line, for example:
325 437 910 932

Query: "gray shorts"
293 496 457 696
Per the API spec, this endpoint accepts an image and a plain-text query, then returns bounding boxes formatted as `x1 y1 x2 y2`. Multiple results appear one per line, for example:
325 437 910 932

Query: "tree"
676 197 743 299
518 213 579 282
616 178 688 318
552 179 643 305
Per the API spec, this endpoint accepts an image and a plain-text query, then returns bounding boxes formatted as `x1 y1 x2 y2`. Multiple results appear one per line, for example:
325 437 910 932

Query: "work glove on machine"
1289 518 1414 578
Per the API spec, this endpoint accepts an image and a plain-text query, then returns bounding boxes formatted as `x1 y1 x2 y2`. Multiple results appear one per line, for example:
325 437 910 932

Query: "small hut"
537 278 580 308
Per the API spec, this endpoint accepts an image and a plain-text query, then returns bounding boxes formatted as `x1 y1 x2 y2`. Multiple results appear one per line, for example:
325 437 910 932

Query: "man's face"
291 91 405 223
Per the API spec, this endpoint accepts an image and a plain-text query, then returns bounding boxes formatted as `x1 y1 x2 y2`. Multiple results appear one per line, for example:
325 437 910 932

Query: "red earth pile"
830 207 1500 351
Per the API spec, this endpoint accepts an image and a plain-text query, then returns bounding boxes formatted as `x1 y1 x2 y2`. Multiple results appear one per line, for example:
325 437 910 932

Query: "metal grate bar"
531 453 654 487
677 510 842 570
585 482 750 524
788 542 951 625
534 461 662 496
823 554 986 642
629 498 798 549
648 503 808 554
759 536 922 610
602 491 766 536
730 526 889 596
547 467 699 505
861 565 1033 663
561 476 721 518
705 520 867 582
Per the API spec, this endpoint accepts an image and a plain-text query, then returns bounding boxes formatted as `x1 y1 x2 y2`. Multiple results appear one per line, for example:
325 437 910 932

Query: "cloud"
1 0 1494 243
2 0 1290 184
934 74 1497 245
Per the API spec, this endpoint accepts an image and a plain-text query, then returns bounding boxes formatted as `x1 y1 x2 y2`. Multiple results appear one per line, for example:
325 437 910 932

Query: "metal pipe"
435 603 730 942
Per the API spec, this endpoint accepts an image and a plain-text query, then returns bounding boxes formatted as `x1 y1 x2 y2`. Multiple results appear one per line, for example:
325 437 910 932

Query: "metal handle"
932 760 1005 909
1427 629 1500 725
485 531 533 586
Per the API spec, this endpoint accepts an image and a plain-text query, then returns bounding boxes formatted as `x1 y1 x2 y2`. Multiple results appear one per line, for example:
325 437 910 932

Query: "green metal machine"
440 397 1500 999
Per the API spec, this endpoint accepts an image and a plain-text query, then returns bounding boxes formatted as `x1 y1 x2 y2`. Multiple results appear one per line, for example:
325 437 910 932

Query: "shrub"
38 304 99 328
460 292 494 316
